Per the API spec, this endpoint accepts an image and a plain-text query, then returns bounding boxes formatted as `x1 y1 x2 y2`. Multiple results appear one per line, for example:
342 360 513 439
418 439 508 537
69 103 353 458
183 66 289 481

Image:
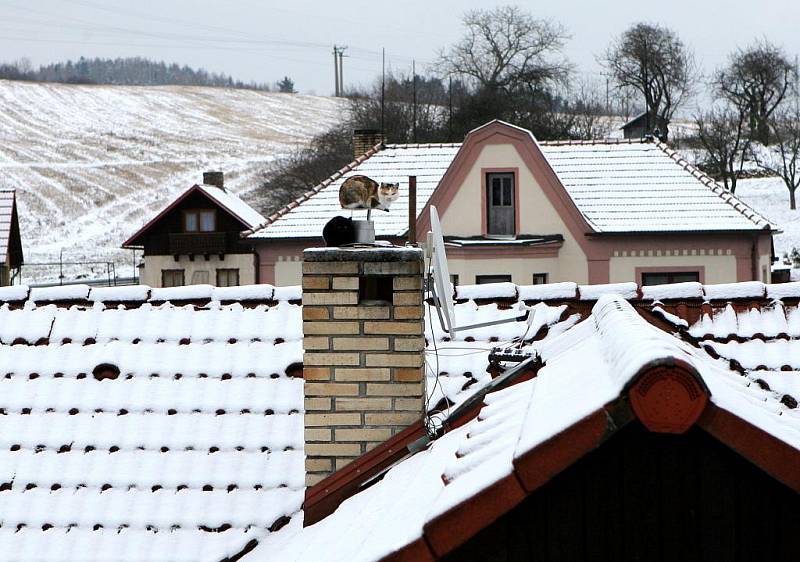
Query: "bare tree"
603 22 696 141
695 105 750 193
714 40 794 145
566 79 613 140
754 103 800 209
436 6 571 93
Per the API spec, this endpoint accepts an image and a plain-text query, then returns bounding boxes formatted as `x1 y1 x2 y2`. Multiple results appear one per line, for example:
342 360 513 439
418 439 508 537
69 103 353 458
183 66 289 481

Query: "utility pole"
381 48 385 138
338 46 347 95
448 76 453 141
412 59 417 143
333 45 339 96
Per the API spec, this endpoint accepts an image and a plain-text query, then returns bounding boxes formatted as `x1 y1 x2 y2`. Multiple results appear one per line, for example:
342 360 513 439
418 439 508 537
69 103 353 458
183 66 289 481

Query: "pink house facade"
245 121 777 287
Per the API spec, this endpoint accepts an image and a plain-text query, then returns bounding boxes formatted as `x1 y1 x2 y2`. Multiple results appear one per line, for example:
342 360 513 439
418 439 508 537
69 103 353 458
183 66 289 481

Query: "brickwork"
302 247 425 486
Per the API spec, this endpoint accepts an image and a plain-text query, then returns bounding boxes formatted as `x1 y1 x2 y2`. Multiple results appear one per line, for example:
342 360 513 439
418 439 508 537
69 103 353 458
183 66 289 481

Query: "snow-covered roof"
0 190 16 262
253 294 800 561
247 126 774 239
0 284 303 561
5 278 799 560
198 183 266 230
247 144 461 239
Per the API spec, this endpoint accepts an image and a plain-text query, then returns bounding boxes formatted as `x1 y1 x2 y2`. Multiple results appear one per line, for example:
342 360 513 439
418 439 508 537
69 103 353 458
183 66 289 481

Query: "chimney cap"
353 128 381 135
203 171 224 189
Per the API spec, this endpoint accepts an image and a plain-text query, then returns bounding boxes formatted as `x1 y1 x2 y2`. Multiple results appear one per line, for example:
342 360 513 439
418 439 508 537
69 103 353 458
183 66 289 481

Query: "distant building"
621 111 669 140
244 120 777 287
122 172 265 288
0 189 23 286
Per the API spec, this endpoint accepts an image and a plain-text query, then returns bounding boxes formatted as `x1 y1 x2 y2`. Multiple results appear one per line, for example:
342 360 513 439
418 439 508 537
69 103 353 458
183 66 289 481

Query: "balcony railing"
168 232 227 255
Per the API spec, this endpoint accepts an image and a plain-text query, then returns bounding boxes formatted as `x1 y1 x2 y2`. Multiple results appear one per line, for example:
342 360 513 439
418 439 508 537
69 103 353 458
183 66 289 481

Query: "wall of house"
141 254 256 287
275 256 304 286
439 143 589 283
608 252 736 284
446 257 559 285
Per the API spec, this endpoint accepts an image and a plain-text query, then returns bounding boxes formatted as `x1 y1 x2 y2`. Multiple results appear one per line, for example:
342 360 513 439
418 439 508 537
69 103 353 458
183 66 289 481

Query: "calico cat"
339 175 399 211
322 215 356 247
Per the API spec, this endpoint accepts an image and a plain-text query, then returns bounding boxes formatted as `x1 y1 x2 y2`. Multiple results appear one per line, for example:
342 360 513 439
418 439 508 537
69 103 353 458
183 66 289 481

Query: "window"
162 269 185 287
476 274 512 284
450 274 459 287
217 268 240 287
184 210 216 232
641 271 700 286
486 172 515 236
532 273 548 285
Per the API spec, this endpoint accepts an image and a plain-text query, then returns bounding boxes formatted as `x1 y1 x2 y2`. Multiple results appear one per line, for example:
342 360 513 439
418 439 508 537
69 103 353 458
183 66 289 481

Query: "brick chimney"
352 129 383 160
302 247 425 486
203 171 224 189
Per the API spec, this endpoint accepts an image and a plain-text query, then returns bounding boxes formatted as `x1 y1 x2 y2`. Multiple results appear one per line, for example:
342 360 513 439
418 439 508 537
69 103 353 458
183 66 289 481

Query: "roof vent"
203 171 224 190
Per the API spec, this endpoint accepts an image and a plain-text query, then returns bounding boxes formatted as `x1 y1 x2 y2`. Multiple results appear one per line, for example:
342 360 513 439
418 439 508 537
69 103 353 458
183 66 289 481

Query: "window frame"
476 274 512 285
216 268 240 287
182 209 217 233
532 273 548 285
483 168 518 238
161 269 185 288
640 271 701 286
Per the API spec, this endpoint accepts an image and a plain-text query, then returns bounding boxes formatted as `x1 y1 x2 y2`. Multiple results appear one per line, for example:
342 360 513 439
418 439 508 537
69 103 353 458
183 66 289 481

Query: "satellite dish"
428 206 529 338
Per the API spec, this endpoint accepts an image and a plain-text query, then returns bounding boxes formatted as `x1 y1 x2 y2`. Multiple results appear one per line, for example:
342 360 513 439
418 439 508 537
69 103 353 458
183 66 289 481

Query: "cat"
322 215 356 247
339 175 399 212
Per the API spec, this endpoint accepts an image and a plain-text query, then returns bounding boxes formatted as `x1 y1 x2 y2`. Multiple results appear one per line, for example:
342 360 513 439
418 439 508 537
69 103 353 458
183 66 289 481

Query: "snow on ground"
0 80 346 283
735 176 800 269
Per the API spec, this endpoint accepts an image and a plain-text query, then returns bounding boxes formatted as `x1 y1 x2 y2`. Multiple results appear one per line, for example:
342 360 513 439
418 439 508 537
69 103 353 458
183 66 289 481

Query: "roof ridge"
243 142 385 236
539 137 649 146
383 142 463 149
652 140 777 230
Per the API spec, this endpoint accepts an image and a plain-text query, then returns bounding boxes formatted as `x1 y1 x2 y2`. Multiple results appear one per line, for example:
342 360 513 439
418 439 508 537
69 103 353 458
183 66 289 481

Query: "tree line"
0 56 297 92
257 6 800 214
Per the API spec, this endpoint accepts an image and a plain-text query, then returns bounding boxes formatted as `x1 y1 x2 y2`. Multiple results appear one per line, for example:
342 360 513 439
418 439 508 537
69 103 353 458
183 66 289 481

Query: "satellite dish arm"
428 272 529 336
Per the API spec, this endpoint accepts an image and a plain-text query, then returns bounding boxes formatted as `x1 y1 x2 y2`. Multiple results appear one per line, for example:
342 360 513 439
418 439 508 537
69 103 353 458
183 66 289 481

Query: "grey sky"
1 0 798 99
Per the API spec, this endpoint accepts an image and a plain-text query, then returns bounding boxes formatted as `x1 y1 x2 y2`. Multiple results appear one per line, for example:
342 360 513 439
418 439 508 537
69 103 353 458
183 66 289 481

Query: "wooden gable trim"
698 402 800 492
415 120 596 252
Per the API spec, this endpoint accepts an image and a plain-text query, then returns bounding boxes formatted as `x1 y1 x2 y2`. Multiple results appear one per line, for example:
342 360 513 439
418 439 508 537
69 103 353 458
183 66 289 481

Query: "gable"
0 190 21 266
435 142 572 239
124 185 265 248
447 421 799 561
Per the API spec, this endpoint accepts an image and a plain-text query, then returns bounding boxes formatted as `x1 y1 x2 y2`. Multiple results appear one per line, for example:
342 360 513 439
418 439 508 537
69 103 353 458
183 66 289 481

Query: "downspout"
751 234 758 281
253 242 261 284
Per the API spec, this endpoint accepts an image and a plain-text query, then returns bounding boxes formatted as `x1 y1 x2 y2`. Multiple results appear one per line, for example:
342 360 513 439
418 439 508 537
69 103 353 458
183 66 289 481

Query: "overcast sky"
1 0 798 101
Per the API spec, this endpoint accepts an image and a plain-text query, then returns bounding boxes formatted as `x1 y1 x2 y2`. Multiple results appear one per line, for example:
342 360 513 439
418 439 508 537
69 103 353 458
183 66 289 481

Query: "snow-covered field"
0 80 346 283
736 176 800 266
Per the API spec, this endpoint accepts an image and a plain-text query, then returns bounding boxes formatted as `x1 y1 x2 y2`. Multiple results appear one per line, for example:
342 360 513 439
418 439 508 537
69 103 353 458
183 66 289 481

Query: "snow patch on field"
735 177 800 269
0 80 346 283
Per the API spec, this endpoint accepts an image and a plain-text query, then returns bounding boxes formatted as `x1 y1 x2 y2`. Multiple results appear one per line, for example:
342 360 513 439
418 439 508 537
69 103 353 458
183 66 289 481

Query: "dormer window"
486 172 515 237
184 210 216 232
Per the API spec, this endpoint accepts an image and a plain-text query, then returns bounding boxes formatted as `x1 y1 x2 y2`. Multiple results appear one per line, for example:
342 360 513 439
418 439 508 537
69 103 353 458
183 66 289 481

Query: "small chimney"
352 129 383 160
302 247 425 486
203 171 224 189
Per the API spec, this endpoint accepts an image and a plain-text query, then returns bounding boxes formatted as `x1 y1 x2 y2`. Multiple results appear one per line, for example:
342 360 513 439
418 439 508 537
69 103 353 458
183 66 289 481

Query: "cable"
424 265 450 439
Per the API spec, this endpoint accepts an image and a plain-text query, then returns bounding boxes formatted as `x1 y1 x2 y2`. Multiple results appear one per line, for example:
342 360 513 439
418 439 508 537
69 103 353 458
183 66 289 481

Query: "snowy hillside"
0 80 346 283
736 177 800 267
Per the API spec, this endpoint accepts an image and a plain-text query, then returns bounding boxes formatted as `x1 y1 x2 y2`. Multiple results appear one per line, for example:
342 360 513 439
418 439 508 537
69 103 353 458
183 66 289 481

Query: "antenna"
428 206 528 337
